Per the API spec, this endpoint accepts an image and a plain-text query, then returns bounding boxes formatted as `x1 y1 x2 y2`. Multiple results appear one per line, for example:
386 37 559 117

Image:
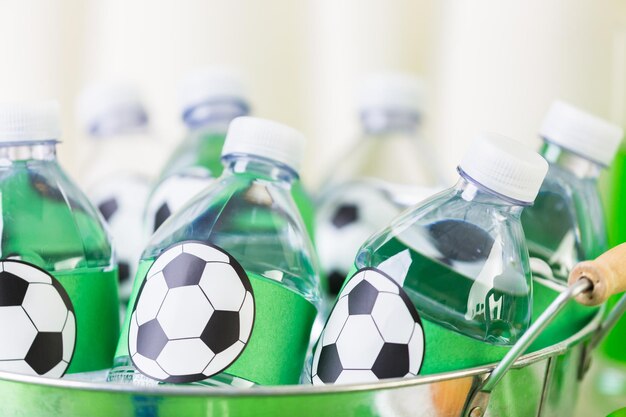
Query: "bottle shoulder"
548 165 603 209
396 188 524 233
144 174 321 304
354 186 531 345
158 131 226 181
522 163 607 267
146 130 228 223
358 188 529 276
0 162 113 270
325 134 442 188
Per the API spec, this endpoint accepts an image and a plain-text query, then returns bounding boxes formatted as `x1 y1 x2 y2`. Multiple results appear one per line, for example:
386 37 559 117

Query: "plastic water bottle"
315 72 443 295
311 133 548 384
109 117 321 387
145 69 315 241
77 82 164 304
521 101 623 350
545 105 626 399
0 101 119 380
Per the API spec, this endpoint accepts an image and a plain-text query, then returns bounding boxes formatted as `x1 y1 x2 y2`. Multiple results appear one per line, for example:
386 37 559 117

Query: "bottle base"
107 363 255 388
64 369 110 383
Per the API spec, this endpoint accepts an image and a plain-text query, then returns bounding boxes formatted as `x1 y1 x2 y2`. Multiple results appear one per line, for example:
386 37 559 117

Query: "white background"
0 0 624 188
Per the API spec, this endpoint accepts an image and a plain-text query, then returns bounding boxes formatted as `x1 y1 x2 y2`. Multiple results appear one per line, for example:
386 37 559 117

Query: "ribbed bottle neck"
88 109 149 138
360 109 420 136
454 176 525 215
0 141 58 163
222 154 297 185
183 100 249 131
540 141 603 179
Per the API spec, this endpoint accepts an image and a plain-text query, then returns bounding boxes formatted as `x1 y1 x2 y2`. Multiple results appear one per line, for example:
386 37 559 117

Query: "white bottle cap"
539 100 623 166
0 101 61 143
221 117 305 173
459 133 549 204
358 72 425 114
178 67 249 114
77 81 147 132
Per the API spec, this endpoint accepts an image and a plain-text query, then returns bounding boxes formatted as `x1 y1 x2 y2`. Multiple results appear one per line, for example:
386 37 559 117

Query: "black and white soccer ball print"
129 241 255 383
90 175 150 300
0 260 76 378
145 169 214 233
316 182 400 295
312 268 424 385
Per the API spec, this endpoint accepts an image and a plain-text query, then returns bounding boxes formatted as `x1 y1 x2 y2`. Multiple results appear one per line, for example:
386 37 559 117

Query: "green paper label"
418 318 509 374
0 261 119 376
117 242 316 385
529 280 598 352
323 266 511 378
224 273 316 384
56 267 120 373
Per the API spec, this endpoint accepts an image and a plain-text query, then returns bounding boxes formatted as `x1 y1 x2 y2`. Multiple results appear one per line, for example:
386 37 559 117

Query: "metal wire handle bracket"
463 278 595 417
577 291 626 379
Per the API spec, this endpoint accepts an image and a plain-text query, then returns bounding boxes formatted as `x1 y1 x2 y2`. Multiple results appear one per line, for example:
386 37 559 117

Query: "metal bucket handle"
463 243 626 417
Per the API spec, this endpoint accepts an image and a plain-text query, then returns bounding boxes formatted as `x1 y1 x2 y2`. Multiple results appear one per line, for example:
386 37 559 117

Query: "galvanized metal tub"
0 308 604 417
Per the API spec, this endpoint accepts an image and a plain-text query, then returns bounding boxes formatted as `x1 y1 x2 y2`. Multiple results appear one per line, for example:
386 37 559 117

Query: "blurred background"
0 0 624 188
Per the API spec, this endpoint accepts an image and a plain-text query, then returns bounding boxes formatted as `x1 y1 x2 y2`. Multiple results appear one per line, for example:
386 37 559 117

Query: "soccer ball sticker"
145 170 214 233
0 260 76 378
129 241 255 383
312 268 424 385
316 182 401 295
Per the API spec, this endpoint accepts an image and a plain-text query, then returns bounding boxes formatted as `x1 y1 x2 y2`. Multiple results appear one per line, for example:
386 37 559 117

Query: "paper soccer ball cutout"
315 182 402 295
0 260 76 378
312 268 424 385
145 170 214 233
129 241 255 383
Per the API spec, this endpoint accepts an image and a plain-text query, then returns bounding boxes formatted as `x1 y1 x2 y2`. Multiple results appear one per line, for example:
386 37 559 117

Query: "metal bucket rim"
0 309 602 397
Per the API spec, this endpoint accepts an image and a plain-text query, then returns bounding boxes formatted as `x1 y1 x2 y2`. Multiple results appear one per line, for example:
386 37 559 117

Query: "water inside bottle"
357 219 530 345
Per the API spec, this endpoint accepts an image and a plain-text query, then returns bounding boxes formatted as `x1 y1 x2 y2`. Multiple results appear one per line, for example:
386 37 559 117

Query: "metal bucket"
0 279 616 417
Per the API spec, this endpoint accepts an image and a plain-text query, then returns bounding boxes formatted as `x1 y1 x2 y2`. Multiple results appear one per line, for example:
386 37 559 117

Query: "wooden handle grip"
568 243 626 306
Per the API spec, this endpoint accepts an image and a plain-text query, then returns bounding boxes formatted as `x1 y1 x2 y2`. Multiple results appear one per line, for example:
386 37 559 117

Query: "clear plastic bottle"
145 68 315 241
311 134 548 384
521 101 623 351
109 117 321 387
524 102 626 401
0 101 119 379
77 82 165 303
523 101 621 286
316 72 443 295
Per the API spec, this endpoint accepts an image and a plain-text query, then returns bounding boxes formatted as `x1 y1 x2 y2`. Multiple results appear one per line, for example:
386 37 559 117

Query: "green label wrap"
392 283 593 373
419 318 509 374
328 266 511 376
118 255 316 385
529 280 598 352
56 268 120 373
224 273 316 384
